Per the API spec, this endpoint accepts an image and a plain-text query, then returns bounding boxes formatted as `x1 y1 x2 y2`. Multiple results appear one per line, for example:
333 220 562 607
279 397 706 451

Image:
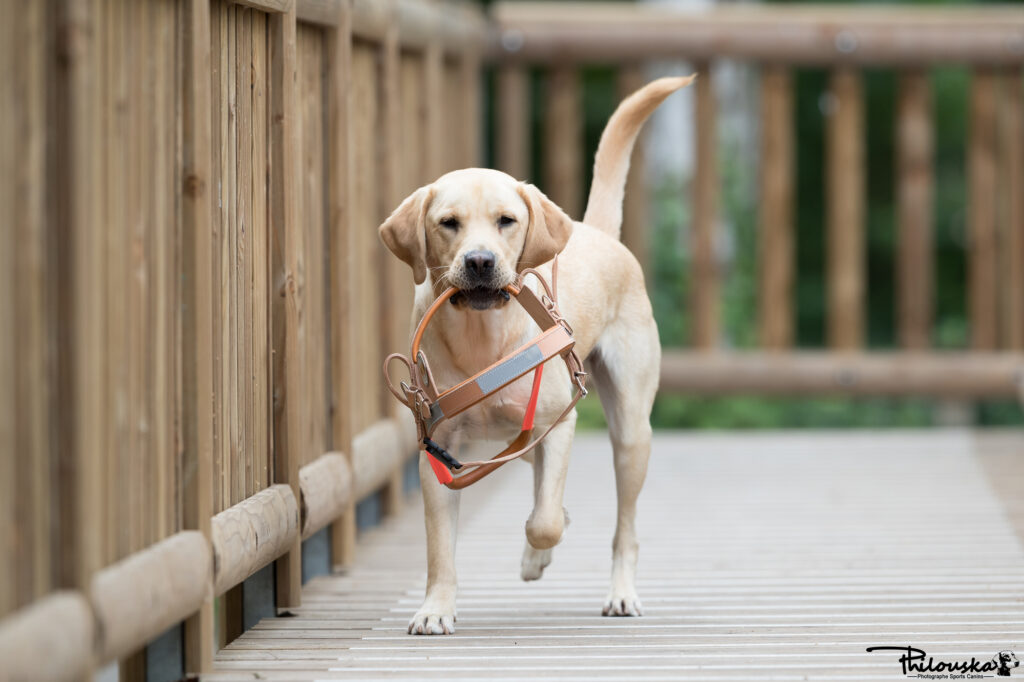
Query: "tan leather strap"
382 261 586 488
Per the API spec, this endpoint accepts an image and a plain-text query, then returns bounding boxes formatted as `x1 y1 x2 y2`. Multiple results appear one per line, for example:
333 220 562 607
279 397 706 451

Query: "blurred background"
481 0 1024 430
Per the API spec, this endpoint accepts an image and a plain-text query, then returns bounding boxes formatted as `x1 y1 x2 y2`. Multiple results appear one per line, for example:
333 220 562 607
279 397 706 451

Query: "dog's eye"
439 217 459 230
497 215 516 228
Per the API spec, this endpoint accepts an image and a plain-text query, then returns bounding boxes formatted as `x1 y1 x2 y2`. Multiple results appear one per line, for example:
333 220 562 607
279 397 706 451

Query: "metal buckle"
541 294 574 336
573 370 589 398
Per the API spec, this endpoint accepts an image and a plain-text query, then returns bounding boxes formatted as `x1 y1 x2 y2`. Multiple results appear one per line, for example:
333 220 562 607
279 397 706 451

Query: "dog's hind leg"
409 429 462 635
590 314 660 617
520 410 576 580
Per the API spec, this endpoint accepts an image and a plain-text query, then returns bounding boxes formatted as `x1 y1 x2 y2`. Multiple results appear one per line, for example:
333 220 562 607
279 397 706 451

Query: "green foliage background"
482 0 1024 430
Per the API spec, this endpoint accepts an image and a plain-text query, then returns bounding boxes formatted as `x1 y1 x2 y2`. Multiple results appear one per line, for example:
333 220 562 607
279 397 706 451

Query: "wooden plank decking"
208 430 1024 681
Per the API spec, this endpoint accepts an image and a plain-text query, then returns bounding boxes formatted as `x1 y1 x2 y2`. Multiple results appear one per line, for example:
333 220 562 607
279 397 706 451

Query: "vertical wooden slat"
968 69 998 351
326 1 355 569
692 63 719 349
459 49 481 168
106 0 127 566
379 13 399 412
226 4 240 508
617 65 650 275
209 0 224 515
758 66 794 350
298 24 328 472
543 65 582 218
353 40 380 531
998 68 1023 350
154 0 176 546
131 0 147 558
182 0 215 672
379 13 405 513
424 43 444 180
896 70 934 350
3 0 50 617
252 9 270 493
236 6 254 499
18 0 50 613
442 59 463 173
0 0 15 619
496 64 529 180
126 0 142 561
270 4 303 611
826 67 865 350
54 0 104 602
0 77 13 612
395 52 422 347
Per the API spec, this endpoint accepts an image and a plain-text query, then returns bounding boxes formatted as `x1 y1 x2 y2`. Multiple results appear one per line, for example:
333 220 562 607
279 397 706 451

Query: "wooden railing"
490 2 1024 398
0 0 483 679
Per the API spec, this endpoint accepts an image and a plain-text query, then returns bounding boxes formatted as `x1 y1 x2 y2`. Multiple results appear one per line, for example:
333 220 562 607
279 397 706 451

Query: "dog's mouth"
450 287 511 311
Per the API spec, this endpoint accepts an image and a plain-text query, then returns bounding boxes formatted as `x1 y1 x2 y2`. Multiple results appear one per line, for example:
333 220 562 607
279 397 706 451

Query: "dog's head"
995 651 1020 674
379 168 573 310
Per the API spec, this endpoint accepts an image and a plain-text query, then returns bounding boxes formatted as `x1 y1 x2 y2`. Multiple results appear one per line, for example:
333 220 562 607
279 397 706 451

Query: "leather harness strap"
384 258 587 489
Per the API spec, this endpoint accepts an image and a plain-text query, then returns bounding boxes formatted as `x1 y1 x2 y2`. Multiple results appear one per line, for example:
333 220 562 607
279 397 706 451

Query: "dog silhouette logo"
995 651 1020 677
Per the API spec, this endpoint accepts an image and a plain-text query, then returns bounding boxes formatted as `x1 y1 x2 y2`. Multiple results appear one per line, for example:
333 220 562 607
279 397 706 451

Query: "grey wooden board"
208 430 1024 681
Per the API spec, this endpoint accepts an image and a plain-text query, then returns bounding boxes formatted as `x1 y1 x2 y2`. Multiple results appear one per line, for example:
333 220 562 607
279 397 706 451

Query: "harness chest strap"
383 264 587 489
425 322 575 430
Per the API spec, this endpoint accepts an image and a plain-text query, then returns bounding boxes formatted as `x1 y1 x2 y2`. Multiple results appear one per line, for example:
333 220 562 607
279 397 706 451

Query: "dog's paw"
408 606 457 635
407 593 456 630
520 544 553 581
602 592 644 617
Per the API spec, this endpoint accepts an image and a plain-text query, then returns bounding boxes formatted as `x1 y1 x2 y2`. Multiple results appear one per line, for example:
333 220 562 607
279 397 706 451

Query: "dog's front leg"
521 411 577 580
409 430 461 635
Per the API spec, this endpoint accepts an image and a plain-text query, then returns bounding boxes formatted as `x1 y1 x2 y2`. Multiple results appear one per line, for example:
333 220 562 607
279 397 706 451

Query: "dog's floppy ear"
379 185 434 285
516 183 574 271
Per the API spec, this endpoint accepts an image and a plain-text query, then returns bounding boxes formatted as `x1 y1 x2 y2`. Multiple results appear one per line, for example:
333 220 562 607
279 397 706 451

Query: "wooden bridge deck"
207 430 1024 681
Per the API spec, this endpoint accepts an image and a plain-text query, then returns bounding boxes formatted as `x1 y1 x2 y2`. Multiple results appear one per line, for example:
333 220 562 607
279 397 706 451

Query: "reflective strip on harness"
476 345 543 394
433 325 574 425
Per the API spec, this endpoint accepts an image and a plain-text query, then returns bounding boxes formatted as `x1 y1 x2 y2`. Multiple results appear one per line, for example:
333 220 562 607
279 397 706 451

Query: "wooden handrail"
661 351 1024 398
489 3 1024 65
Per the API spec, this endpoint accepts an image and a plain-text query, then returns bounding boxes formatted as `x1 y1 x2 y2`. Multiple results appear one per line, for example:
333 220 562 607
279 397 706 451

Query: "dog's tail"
582 75 695 240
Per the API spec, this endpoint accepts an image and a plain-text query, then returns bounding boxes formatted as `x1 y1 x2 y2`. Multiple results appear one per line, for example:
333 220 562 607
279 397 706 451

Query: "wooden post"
826 67 865 350
326 2 356 569
968 69 998 351
221 586 243 646
617 65 650 276
270 5 303 611
692 63 719 349
758 65 794 350
896 70 934 350
181 0 215 672
543 65 582 218
496 64 530 180
998 68 1023 350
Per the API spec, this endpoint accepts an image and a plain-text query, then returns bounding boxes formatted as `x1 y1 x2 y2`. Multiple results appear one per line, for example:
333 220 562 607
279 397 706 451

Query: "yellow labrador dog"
380 76 693 635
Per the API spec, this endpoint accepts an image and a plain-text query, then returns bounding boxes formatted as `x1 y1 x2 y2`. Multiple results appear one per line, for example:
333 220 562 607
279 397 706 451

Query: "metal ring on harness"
382 266 587 490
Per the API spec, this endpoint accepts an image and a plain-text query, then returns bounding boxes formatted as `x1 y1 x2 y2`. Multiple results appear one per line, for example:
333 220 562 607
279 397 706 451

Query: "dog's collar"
384 259 587 489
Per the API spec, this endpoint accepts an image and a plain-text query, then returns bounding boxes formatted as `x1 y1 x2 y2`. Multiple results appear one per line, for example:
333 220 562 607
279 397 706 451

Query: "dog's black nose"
463 250 495 277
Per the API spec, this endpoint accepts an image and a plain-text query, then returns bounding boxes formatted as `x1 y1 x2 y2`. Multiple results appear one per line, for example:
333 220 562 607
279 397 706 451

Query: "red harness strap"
522 364 544 432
